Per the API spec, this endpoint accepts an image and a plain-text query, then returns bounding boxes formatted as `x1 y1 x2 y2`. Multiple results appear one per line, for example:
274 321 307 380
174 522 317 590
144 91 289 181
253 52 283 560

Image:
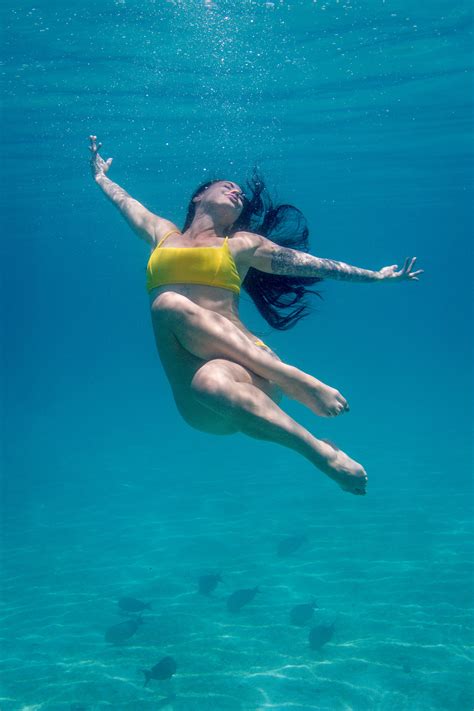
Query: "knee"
151 292 196 322
191 362 228 400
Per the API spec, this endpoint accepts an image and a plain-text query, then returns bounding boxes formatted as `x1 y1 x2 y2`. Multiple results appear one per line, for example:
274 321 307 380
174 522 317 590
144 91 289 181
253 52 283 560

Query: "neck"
188 212 233 240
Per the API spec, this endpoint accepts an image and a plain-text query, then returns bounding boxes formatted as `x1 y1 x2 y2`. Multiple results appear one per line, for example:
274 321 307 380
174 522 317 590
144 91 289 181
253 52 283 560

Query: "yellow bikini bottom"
254 338 279 359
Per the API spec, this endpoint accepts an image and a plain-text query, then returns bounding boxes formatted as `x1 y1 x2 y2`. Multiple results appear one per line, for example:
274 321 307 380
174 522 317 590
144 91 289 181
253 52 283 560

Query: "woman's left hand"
378 257 424 282
89 135 113 180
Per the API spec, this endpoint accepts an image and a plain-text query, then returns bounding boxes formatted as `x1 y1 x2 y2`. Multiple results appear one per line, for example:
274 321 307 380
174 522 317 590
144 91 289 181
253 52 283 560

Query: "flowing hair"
182 171 323 330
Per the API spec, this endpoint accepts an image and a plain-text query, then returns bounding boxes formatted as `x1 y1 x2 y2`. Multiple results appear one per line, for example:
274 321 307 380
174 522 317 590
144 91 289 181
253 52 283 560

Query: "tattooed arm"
89 136 177 247
246 234 423 284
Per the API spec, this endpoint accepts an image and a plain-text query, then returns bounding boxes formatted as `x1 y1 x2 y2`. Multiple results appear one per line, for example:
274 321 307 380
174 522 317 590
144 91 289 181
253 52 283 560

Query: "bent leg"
152 292 348 418
191 359 367 496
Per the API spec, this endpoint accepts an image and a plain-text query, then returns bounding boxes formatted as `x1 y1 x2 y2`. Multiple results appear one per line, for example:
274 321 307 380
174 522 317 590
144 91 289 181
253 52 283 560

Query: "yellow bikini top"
146 230 241 294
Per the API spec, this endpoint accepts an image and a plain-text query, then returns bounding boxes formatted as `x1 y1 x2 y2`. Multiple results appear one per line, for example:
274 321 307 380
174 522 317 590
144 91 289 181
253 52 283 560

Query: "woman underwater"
89 136 422 496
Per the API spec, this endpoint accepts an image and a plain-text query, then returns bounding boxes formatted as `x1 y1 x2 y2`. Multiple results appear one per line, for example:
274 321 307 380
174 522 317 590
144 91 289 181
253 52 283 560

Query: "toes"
344 487 365 496
350 486 366 496
336 393 349 408
341 478 367 495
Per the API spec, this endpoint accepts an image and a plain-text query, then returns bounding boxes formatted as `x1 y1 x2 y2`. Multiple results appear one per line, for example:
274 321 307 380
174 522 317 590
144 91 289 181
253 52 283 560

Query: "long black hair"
182 171 322 330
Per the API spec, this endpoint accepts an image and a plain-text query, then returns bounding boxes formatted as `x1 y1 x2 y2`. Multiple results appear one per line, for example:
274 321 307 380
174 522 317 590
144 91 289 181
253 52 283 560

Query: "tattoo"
271 247 380 283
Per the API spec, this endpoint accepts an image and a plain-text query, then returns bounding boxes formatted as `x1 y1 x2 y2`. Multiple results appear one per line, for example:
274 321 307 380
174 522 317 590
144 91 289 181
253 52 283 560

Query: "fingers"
397 256 423 280
403 257 417 273
88 135 102 154
404 258 423 280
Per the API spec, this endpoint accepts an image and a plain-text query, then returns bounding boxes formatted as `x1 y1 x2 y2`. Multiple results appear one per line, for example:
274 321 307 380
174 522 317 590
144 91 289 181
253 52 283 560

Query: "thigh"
153 323 281 433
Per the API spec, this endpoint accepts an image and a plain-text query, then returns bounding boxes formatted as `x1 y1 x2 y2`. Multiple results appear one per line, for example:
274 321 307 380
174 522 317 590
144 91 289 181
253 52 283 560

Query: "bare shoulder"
231 230 295 273
231 230 265 252
229 231 264 269
231 230 279 266
154 219 182 244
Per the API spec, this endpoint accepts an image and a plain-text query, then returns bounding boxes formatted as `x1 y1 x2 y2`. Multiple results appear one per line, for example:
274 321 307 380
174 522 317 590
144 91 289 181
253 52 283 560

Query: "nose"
227 188 244 201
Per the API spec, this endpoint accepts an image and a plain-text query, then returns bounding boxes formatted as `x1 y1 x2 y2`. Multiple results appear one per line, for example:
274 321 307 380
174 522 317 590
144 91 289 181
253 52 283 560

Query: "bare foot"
320 442 368 496
283 367 349 417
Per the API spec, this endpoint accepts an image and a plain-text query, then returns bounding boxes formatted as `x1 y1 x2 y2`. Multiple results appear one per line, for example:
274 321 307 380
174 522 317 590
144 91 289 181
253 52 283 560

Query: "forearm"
272 249 381 283
94 173 154 240
95 174 137 214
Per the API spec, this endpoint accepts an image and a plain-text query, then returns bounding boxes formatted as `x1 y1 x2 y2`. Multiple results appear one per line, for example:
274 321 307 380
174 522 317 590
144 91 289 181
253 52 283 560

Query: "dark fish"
105 616 142 644
198 573 222 596
290 601 318 626
118 596 152 613
227 586 258 612
143 656 177 686
277 534 307 557
309 623 335 650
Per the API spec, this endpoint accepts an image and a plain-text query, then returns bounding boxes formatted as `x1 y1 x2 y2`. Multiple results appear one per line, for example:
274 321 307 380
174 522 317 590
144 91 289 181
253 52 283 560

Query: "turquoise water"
1 1 473 709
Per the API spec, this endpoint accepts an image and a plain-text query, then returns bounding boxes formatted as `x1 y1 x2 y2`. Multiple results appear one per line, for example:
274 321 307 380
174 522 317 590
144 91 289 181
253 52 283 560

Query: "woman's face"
195 180 246 218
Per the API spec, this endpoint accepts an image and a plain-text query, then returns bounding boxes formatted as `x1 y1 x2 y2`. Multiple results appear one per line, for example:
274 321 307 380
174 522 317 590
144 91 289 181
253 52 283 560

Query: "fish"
143 656 177 686
104 616 142 644
198 573 222 596
290 601 318 626
308 623 335 650
277 534 307 557
227 586 258 612
118 596 152 613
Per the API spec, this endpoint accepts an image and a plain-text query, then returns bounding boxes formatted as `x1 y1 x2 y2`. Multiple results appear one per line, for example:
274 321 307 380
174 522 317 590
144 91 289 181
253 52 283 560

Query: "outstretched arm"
89 136 176 247
247 235 423 284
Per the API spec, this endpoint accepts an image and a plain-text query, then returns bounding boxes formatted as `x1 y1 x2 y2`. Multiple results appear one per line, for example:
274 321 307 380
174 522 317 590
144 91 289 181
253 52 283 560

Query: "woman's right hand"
89 135 113 180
